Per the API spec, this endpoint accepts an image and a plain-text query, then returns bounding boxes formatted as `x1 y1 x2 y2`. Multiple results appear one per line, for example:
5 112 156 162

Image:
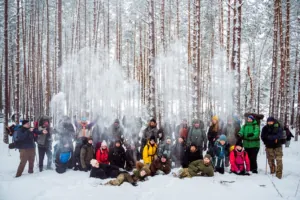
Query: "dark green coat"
238 120 260 148
187 119 207 150
188 160 214 177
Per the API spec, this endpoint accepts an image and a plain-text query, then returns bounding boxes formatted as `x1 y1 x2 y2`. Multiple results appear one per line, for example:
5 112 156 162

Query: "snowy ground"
0 123 299 200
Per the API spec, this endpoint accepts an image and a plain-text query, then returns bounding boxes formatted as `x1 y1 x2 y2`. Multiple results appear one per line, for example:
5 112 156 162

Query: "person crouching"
229 141 250 175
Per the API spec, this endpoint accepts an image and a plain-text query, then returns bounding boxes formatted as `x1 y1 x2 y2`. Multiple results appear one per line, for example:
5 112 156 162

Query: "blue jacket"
16 127 43 149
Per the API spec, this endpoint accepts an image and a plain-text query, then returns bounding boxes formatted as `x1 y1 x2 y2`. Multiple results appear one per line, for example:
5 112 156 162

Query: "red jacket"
230 148 250 172
95 148 109 164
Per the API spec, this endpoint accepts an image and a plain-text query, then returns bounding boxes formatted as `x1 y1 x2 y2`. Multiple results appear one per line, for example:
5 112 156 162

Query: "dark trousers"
16 148 35 177
38 147 53 169
245 147 259 172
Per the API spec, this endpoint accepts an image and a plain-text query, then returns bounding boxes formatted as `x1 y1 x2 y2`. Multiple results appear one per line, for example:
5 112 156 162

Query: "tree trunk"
3 0 9 144
269 0 279 117
226 0 231 71
57 0 62 91
278 0 285 122
291 47 298 127
15 0 21 124
284 0 290 125
45 0 51 115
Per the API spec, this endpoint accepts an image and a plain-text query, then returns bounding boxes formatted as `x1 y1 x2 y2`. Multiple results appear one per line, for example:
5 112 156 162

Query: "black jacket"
109 146 126 168
90 163 124 179
261 123 283 148
182 147 203 168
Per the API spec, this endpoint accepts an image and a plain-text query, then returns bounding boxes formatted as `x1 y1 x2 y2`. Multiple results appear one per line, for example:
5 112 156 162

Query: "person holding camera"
15 120 48 178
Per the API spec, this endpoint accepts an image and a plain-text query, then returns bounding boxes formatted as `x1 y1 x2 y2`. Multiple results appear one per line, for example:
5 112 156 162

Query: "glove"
247 133 254 137
203 145 207 151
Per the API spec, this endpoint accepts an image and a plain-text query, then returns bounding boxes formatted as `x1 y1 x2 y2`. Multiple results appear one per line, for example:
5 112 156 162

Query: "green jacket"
188 160 214 177
238 120 260 148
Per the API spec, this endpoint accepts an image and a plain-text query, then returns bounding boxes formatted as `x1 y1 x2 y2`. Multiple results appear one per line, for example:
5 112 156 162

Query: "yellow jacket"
143 141 157 165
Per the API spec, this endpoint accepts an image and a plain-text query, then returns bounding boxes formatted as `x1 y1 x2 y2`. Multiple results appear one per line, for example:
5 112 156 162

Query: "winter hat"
212 116 219 121
219 134 227 142
81 117 87 122
114 119 120 124
22 120 30 126
90 159 99 168
204 154 212 160
150 135 156 142
248 115 255 121
136 161 145 170
150 118 157 124
161 153 168 160
190 143 197 148
267 117 275 123
96 142 102 149
115 140 121 145
101 140 108 147
235 140 243 148
166 136 171 141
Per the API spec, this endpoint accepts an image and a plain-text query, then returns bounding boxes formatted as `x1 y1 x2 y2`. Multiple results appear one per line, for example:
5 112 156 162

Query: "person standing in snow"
80 137 94 172
161 120 173 139
109 140 126 168
171 136 186 168
229 141 250 176
238 115 260 174
175 118 190 140
174 154 214 178
187 119 207 158
213 134 229 174
149 154 171 176
95 140 109 164
223 115 241 167
36 116 53 172
207 116 222 156
284 125 294 148
74 116 99 139
108 119 125 145
141 119 158 152
104 161 151 186
142 136 158 165
15 120 48 177
261 117 283 179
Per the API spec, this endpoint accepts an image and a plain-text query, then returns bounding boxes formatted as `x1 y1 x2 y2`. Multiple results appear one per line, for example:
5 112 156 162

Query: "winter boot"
276 172 282 179
39 167 43 172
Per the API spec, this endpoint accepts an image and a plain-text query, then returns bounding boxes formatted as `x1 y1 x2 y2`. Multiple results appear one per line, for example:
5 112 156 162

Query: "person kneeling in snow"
55 138 73 174
174 154 214 178
229 141 250 175
105 161 151 186
150 154 171 176
90 159 124 179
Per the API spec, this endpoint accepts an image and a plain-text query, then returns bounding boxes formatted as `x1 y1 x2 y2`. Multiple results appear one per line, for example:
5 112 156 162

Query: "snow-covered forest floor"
0 123 299 200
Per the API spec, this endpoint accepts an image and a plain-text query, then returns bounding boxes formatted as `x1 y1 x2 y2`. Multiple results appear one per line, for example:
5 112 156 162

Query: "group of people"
8 113 293 184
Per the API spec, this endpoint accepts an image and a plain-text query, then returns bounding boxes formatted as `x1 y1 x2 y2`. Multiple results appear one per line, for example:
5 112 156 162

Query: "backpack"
243 113 264 126
8 130 21 149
